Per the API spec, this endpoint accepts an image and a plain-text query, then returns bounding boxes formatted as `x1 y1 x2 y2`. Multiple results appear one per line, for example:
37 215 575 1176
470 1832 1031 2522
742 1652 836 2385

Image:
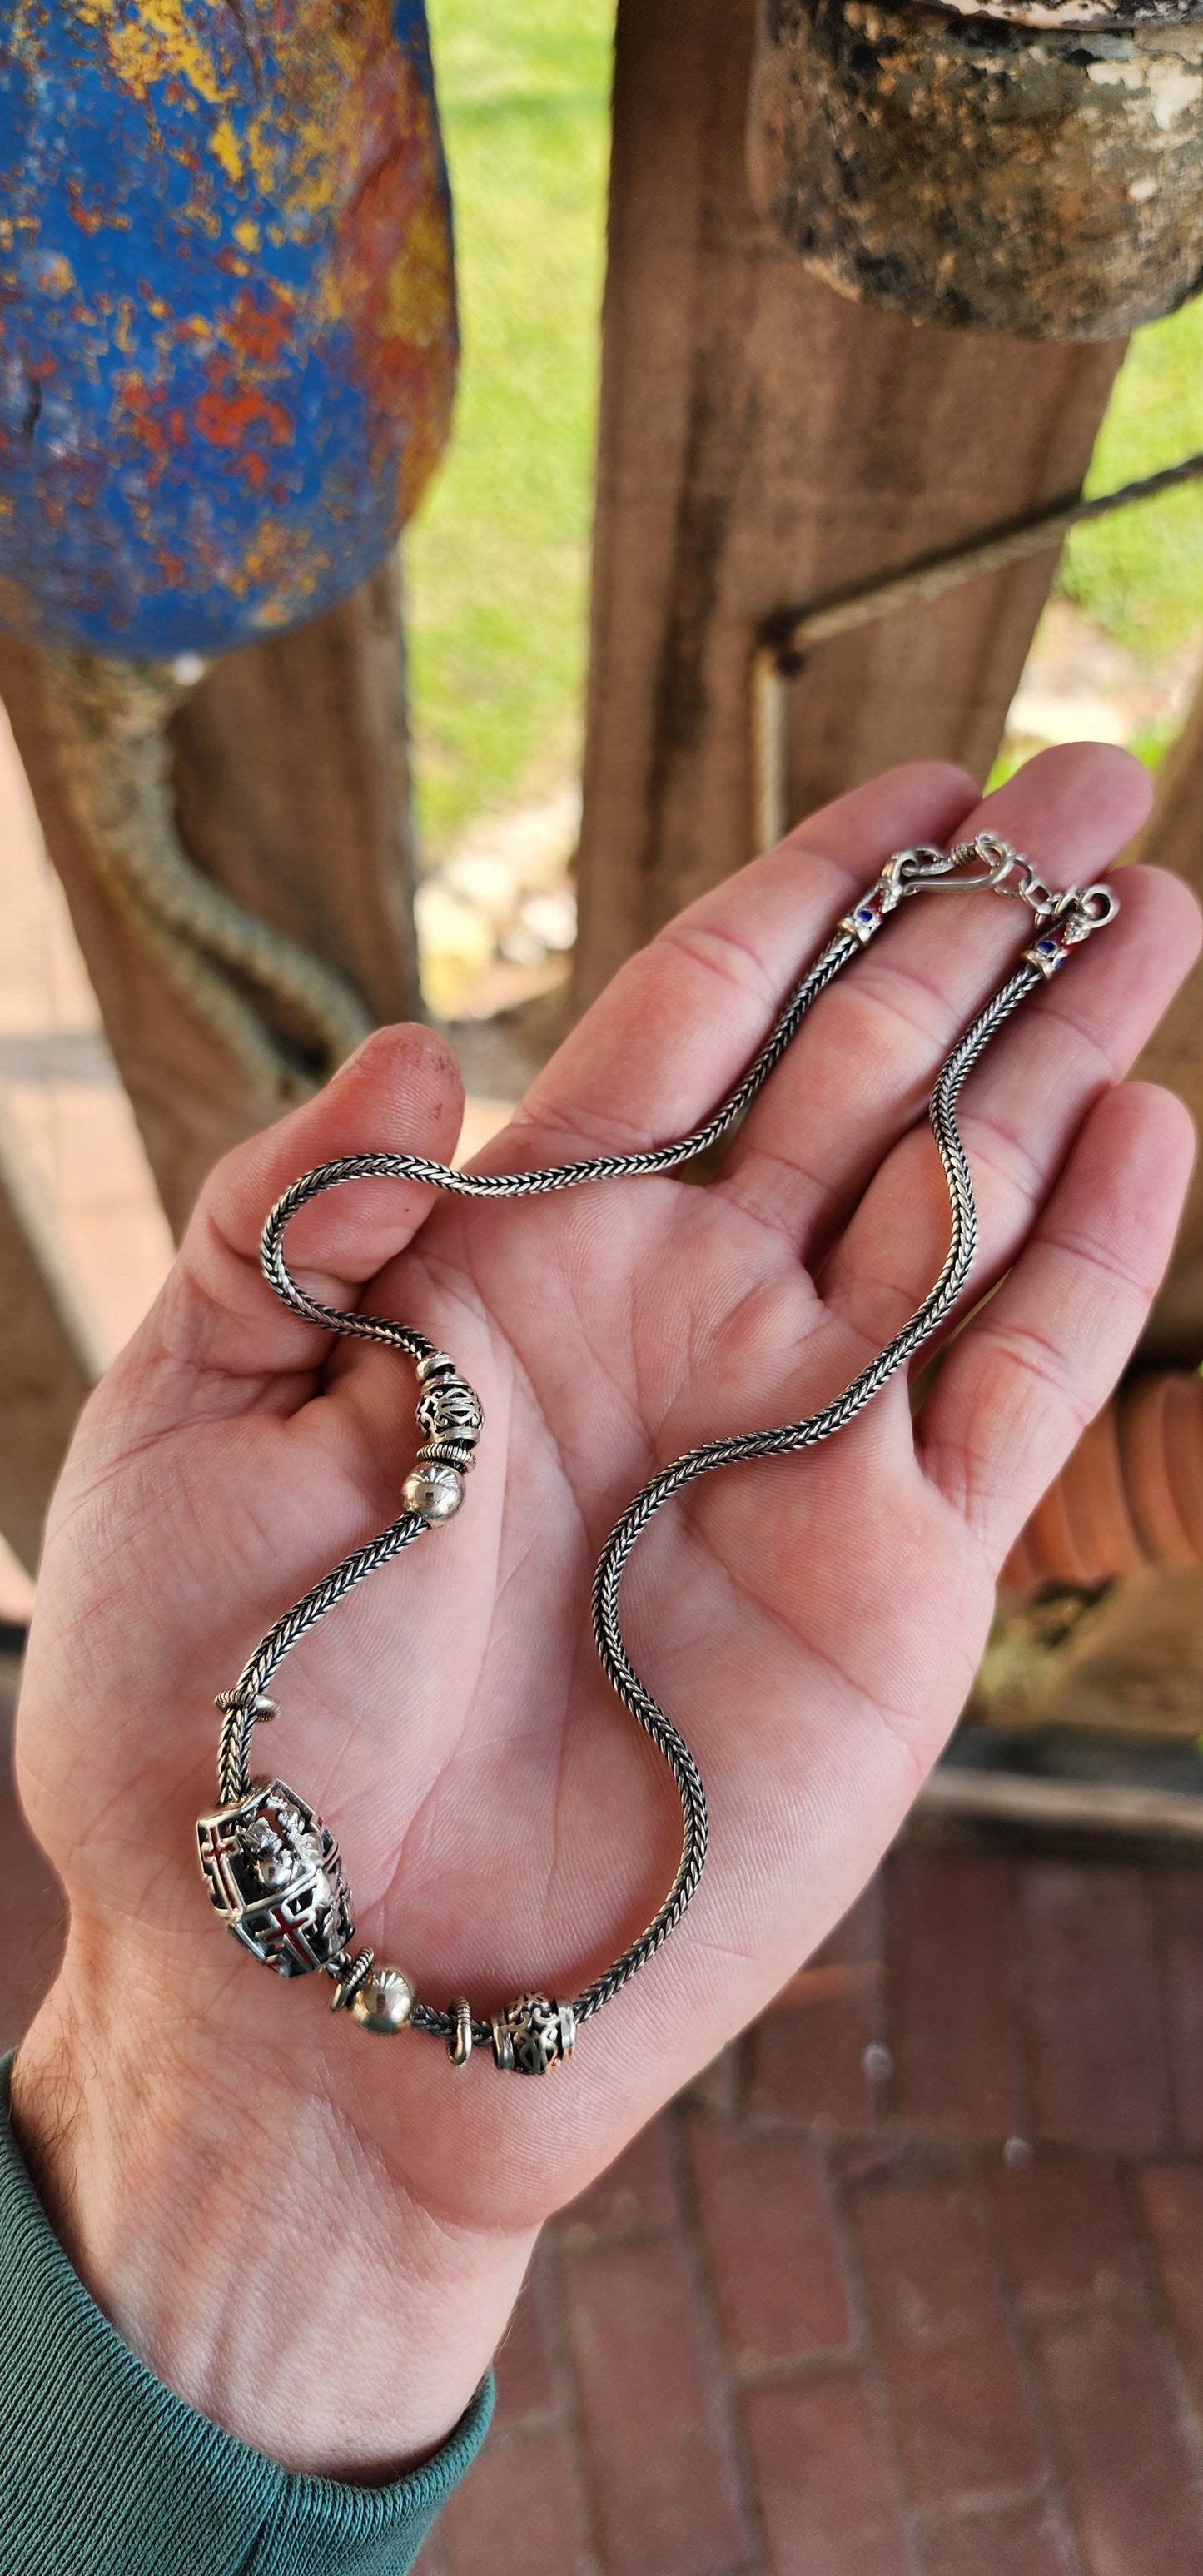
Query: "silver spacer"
448 1997 473 2067
415 1350 457 1385
328 1947 375 2012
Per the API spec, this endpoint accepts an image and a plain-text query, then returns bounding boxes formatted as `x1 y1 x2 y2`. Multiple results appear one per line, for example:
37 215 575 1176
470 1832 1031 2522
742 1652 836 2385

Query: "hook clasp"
843 833 1118 957
888 833 1053 908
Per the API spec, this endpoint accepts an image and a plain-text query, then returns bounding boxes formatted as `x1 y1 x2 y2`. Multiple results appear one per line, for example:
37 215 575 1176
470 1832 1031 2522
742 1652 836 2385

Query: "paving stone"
557 2113 679 2246
687 2116 852 2374
748 1972 880 2132
1017 1863 1171 2154
1138 2164 1203 2423
560 2232 752 2576
990 2154 1143 2310
742 2372 909 2576
809 1875 885 1972
848 2173 1045 2511
9 1798 1203 2576
889 1848 1023 2141
1151 1872 1203 2151
919 2497 1074 2576
1031 2300 1203 2574
437 2429 598 2576
492 2249 562 2434
679 2042 742 2118
0 1792 64 2053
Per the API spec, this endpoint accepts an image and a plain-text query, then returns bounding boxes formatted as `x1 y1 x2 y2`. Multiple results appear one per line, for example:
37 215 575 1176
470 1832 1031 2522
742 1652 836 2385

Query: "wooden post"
0 1142 91 1575
0 564 420 1239
1132 687 1203 1366
574 0 1124 1008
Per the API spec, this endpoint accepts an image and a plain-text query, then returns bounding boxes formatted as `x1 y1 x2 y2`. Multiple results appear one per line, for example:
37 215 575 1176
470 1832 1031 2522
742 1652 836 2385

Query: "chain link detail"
201 838 1117 2066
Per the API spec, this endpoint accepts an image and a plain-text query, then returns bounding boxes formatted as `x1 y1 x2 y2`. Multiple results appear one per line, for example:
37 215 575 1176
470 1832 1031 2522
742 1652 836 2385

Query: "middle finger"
713 743 1152 1266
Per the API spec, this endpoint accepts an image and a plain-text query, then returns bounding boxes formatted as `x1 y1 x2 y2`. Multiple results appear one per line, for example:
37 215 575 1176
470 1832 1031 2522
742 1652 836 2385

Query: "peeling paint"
0 0 456 655
750 0 1203 336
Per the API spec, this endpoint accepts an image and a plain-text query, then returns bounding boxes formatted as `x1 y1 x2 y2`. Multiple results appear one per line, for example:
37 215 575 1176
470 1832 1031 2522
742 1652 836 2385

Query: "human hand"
12 748 1198 2476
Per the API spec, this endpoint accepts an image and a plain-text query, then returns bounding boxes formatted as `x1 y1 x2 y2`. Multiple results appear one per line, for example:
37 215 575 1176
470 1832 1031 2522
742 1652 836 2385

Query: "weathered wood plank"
0 1137 91 1575
168 562 420 1043
574 0 1123 1007
1134 683 1203 1365
0 564 419 1238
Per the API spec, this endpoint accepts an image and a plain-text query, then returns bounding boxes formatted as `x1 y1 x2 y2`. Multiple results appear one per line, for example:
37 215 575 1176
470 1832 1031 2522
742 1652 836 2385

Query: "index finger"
490 762 980 1171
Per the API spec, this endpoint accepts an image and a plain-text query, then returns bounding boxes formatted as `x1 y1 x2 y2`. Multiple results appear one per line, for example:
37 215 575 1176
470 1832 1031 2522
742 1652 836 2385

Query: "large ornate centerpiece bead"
196 1780 353 1976
491 1995 577 2075
402 1349 484 1526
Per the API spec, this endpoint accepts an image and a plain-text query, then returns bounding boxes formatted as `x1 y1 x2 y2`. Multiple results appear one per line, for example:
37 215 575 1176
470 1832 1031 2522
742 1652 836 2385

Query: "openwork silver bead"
415 1377 483 1449
491 1995 577 2075
411 1355 483 1488
196 1780 353 1977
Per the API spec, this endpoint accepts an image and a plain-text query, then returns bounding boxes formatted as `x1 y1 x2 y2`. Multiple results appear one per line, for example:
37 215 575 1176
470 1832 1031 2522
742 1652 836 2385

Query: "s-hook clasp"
844 832 1119 979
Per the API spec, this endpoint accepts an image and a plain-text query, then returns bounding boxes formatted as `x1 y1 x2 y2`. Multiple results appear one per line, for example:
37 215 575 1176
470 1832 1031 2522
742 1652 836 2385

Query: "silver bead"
403 1463 464 1523
448 1997 473 2067
328 1947 375 2012
491 1995 577 2075
196 1780 354 1977
415 1350 457 1385
416 1379 483 1445
350 1965 415 2033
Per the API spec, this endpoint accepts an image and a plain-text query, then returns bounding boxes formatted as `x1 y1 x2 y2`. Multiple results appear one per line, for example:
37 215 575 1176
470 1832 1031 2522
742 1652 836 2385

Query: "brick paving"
4 1777 1203 2573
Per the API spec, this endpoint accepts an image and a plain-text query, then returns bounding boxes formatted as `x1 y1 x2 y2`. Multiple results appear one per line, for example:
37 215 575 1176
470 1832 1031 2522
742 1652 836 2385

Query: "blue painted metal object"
0 1 457 658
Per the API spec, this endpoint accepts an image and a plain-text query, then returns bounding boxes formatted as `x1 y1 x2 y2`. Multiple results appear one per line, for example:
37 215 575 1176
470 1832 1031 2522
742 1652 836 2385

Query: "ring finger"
713 742 1152 1266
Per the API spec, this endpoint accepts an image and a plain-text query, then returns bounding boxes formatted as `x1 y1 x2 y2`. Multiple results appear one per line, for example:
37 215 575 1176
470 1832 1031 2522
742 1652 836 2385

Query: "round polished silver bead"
350 1965 415 2034
403 1463 464 1524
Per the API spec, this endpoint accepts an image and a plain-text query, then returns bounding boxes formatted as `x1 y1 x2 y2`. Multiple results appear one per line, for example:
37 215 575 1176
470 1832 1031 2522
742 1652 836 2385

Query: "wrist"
11 1940 532 2479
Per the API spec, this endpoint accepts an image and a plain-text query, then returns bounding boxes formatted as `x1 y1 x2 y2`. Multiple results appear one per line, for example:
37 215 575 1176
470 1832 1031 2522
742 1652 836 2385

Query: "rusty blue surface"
0 1 457 658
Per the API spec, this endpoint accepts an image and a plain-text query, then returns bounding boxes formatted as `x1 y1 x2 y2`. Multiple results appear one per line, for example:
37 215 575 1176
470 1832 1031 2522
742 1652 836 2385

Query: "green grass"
403 0 613 858
406 1 1203 850
1060 298 1203 663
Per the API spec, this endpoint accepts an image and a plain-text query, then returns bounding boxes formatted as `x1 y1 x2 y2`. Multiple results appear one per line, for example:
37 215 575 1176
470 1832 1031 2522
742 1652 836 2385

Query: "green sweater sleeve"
0 2054 492 2576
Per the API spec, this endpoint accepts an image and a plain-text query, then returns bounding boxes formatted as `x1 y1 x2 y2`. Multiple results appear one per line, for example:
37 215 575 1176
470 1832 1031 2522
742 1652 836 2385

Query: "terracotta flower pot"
1004 1373 1203 1594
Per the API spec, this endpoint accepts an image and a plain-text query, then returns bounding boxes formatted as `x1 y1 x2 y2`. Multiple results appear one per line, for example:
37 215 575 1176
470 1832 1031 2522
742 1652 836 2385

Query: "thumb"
104 1022 465 1430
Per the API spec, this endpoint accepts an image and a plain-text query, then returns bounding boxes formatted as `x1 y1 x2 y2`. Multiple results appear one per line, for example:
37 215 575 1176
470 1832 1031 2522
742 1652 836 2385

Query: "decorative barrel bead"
196 1780 353 1977
491 1996 577 2075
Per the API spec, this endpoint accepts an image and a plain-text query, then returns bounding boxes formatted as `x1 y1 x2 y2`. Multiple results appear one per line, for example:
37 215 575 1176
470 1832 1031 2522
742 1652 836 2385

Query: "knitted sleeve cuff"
0 2053 492 2576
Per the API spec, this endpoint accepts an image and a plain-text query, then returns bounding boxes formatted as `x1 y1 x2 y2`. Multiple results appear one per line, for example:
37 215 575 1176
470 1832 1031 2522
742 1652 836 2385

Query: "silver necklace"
198 835 1116 2076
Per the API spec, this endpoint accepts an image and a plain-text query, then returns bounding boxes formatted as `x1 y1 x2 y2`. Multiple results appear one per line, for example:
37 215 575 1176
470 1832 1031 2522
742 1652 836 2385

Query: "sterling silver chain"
198 834 1117 2076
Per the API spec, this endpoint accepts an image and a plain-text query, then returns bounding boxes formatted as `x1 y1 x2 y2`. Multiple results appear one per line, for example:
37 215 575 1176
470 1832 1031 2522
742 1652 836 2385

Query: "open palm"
13 748 1198 2473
